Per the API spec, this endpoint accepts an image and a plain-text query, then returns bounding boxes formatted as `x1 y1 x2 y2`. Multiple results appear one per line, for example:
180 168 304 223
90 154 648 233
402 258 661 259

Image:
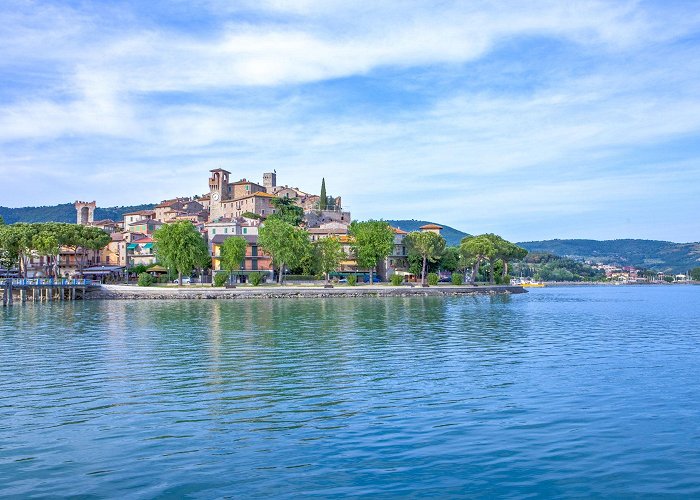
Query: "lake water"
2 286 700 498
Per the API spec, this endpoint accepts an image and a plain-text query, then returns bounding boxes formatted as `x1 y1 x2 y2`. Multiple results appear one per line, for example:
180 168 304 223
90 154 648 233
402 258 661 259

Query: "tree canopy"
319 178 327 210
219 236 247 283
313 236 344 284
258 218 310 284
405 231 446 285
154 221 210 285
349 220 394 284
268 197 304 226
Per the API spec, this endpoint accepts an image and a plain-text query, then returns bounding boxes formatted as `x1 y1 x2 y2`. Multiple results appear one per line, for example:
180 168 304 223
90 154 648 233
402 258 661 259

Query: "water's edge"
87 284 527 300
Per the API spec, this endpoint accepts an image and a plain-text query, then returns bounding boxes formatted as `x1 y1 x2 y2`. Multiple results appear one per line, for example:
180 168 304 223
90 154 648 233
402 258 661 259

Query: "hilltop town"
6 169 444 283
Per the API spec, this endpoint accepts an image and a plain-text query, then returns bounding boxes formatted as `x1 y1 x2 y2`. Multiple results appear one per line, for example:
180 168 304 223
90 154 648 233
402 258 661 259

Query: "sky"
1 0 699 242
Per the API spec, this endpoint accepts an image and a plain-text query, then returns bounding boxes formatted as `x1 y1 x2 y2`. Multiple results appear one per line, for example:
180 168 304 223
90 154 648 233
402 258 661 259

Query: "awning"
143 243 153 249
127 244 137 250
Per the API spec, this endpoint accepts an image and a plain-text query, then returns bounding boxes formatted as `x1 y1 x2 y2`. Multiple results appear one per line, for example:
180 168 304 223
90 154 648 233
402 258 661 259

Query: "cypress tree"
319 178 327 210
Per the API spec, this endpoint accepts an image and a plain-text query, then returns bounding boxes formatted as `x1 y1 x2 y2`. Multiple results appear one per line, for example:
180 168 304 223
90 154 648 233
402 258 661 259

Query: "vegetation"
459 235 496 284
268 197 304 226
514 252 605 282
258 218 310 284
692 267 700 281
427 272 439 286
313 237 344 284
219 236 247 284
405 231 446 285
214 272 228 287
347 275 357 286
390 274 404 286
241 211 262 220
349 220 394 284
0 222 110 278
518 239 700 273
249 272 263 286
451 273 463 285
153 221 210 286
319 178 327 210
137 272 154 287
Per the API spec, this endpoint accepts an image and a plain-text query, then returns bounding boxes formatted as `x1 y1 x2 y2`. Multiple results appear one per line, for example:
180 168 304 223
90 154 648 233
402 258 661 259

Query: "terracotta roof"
129 219 162 226
211 234 258 245
123 209 156 216
419 224 443 230
308 227 348 234
133 236 154 243
391 226 408 235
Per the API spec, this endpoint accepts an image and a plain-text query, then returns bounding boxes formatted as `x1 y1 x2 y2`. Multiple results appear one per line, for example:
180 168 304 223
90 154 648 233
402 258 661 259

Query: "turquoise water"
2 286 700 497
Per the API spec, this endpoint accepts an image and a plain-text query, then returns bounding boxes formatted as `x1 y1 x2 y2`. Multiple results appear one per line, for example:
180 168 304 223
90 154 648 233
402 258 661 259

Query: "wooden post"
2 280 7 307
7 280 13 307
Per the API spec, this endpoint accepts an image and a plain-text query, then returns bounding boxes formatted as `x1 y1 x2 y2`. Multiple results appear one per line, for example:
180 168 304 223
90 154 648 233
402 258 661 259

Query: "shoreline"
89 284 527 300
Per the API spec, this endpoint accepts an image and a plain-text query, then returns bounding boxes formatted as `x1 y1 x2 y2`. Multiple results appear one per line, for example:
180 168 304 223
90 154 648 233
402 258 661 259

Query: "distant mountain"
518 239 700 273
0 203 156 224
386 219 469 246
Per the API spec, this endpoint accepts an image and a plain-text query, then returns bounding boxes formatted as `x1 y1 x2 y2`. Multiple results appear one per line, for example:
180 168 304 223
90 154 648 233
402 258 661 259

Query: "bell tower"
74 201 96 225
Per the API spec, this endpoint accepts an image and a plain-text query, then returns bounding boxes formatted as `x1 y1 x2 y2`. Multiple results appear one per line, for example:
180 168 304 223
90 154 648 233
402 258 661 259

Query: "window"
212 229 216 234
243 228 247 234
224 228 228 233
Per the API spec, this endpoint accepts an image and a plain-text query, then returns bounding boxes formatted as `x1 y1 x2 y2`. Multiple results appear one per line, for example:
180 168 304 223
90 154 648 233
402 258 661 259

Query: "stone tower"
208 169 230 220
74 201 96 225
263 171 277 193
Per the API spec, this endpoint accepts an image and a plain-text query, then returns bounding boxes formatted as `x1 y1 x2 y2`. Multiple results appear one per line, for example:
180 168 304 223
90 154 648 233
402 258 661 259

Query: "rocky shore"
90 284 526 300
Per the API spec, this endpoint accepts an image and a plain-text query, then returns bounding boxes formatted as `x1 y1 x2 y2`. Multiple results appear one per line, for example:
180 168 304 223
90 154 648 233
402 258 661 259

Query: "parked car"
173 277 192 284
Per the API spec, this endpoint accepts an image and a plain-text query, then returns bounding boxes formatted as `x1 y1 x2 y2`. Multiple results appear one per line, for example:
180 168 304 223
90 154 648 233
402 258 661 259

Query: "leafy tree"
349 220 394 284
269 197 304 226
483 234 527 282
258 218 310 284
319 178 327 210
242 211 262 220
249 272 263 286
219 236 247 284
427 273 439 286
460 235 497 284
439 246 460 272
313 237 344 284
0 215 4 225
691 267 700 281
154 221 210 286
32 231 60 278
137 272 154 287
405 231 446 285
214 272 228 287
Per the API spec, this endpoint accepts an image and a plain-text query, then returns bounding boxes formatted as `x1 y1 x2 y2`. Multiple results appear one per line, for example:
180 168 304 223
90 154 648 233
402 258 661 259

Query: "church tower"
74 201 96 225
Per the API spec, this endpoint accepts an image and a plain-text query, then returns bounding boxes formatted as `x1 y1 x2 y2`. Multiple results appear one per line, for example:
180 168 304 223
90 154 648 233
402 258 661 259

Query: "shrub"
347 275 357 286
427 273 439 286
390 274 404 286
214 273 228 287
249 272 263 286
137 272 154 287
451 273 463 285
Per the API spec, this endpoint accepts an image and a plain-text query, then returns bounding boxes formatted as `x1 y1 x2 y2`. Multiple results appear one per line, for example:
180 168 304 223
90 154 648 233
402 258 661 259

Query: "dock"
2 278 99 306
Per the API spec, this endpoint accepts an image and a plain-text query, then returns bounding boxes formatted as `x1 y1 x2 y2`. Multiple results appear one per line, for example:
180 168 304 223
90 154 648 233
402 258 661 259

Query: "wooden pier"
2 279 98 306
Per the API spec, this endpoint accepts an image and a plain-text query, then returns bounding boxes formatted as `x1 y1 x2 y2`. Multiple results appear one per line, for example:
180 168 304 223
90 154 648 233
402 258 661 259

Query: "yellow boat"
520 282 545 288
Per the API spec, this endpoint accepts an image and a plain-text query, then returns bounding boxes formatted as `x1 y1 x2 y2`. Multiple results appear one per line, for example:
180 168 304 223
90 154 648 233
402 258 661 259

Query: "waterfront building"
128 219 163 235
126 236 157 268
210 234 273 281
378 227 410 280
123 210 156 229
419 223 443 235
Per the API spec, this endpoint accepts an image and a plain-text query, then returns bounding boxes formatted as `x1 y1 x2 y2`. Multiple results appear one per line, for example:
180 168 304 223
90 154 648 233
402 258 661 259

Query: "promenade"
93 284 526 300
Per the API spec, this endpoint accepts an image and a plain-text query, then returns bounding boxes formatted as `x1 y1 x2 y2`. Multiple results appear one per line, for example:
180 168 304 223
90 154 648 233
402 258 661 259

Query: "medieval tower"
74 201 96 225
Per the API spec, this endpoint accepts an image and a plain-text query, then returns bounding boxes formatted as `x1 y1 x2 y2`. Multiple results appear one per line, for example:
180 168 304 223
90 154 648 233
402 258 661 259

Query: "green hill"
0 203 156 224
517 239 700 273
386 220 469 247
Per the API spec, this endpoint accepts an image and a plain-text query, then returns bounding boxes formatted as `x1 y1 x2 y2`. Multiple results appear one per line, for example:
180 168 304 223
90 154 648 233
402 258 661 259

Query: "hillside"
386 219 469 247
518 239 700 273
0 203 156 224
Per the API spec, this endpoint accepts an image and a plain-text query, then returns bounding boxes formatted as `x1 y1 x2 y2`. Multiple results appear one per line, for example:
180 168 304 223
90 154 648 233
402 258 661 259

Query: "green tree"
349 220 394 284
691 267 700 281
439 246 460 272
313 237 344 284
219 236 247 284
258 218 310 284
32 230 60 278
319 178 327 210
269 197 304 226
0 215 4 225
405 231 446 285
154 221 210 286
460 235 497 284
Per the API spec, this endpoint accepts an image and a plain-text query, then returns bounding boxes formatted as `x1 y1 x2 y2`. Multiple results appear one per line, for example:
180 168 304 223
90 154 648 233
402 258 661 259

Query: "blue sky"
1 0 699 242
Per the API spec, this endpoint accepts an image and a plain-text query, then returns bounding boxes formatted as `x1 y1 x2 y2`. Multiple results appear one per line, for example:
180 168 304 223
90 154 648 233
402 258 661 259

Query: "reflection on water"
2 287 700 497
